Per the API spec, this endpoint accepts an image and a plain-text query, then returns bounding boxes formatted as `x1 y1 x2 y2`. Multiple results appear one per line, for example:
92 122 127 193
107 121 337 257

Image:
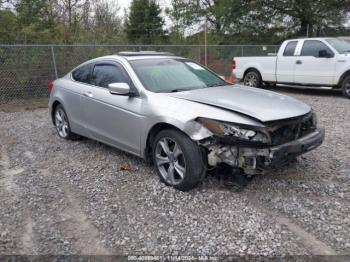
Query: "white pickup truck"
232 37 350 99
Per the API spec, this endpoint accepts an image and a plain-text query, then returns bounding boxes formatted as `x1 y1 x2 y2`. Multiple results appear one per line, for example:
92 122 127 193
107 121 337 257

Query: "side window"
283 41 298 56
72 64 92 83
92 64 129 88
301 40 333 57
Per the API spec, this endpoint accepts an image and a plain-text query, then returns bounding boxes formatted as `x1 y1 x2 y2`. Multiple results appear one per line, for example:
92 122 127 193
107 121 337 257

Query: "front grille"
269 113 315 146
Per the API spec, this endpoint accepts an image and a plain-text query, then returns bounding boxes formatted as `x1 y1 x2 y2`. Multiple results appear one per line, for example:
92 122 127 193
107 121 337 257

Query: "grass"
0 98 48 112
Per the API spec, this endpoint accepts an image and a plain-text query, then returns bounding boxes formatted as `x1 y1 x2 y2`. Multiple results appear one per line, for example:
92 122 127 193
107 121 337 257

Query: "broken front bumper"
205 128 325 175
269 127 325 162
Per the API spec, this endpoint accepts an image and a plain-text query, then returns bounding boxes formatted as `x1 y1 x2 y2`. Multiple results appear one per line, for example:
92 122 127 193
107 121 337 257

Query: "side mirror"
318 50 333 58
108 82 130 95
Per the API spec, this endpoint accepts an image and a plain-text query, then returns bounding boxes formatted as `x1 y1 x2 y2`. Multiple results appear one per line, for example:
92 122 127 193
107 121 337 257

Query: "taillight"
232 58 236 70
48 80 55 93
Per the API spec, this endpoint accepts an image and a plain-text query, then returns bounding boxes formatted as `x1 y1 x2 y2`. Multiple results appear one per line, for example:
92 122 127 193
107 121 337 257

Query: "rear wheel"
54 104 79 140
243 70 262 88
152 129 205 191
341 74 350 99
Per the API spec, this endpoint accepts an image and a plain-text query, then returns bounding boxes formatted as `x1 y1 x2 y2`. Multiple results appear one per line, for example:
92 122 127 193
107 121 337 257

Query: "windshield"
129 58 228 93
326 38 350 53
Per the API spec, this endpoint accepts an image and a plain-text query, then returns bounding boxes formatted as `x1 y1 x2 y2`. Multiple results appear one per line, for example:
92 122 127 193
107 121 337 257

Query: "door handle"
83 91 93 98
296 60 302 65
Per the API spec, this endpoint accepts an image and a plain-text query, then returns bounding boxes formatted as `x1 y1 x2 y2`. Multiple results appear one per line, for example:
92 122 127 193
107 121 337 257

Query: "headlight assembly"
197 117 270 144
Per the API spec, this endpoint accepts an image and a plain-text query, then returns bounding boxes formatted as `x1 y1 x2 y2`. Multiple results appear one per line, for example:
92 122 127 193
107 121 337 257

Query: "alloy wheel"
244 73 258 87
55 108 69 138
344 78 350 96
155 137 186 186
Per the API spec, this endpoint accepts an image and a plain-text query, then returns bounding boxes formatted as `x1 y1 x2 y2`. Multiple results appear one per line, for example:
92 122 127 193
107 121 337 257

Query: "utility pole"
204 16 207 66
306 24 310 37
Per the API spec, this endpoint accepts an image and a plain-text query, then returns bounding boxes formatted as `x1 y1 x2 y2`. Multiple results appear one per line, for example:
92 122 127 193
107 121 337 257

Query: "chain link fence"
0 44 279 103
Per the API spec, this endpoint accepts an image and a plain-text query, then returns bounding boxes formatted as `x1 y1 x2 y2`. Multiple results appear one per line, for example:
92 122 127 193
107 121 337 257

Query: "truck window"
301 40 333 57
283 41 298 56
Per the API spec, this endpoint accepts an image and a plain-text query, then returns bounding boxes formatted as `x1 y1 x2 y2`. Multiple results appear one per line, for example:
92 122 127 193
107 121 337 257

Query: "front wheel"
152 129 205 191
243 70 262 88
341 74 350 99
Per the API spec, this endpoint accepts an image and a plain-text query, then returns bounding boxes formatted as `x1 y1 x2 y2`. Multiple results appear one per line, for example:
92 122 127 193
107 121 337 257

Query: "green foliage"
0 10 17 43
254 0 350 38
125 0 166 44
15 0 48 27
0 9 16 30
167 0 350 44
0 0 349 45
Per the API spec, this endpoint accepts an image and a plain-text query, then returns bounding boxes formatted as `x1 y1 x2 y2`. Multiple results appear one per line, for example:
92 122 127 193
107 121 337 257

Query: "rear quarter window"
72 64 92 83
283 41 298 56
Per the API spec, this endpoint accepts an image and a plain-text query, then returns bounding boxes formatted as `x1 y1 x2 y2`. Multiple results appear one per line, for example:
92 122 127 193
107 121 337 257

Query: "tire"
54 104 79 140
243 70 262 88
152 129 206 191
341 74 350 99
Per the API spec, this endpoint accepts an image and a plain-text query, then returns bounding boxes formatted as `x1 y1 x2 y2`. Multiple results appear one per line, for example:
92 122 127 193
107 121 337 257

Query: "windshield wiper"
169 86 211 92
206 83 228 87
167 88 190 93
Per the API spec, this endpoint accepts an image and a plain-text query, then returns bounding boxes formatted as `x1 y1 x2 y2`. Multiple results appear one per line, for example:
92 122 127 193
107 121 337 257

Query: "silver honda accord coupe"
49 51 325 191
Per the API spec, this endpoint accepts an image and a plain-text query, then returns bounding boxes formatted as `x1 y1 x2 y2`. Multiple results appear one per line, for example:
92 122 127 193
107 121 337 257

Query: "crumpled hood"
165 85 311 122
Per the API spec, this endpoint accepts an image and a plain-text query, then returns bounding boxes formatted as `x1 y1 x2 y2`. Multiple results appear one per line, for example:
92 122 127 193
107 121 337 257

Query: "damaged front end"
191 112 325 175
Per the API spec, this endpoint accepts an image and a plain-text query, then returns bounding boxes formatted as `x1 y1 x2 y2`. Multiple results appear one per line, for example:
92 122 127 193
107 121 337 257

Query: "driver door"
81 61 143 155
294 40 336 85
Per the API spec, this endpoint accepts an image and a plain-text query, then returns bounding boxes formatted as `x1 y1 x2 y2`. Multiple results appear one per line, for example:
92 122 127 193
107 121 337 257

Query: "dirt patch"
0 98 48 112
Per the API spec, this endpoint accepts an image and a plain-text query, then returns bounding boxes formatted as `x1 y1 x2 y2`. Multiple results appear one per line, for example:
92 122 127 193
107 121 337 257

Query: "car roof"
88 53 183 62
118 51 174 57
286 37 336 42
71 52 185 71
122 55 182 61
115 51 181 61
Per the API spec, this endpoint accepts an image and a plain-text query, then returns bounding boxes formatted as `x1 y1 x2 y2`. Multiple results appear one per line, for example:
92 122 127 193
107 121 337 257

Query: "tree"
167 0 257 44
46 0 90 43
15 0 49 27
95 0 121 34
166 0 195 43
125 0 166 44
255 0 350 37
168 0 350 44
90 0 123 43
0 9 17 43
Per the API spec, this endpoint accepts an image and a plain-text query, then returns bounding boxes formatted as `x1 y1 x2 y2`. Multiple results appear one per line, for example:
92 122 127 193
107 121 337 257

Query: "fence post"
198 46 201 63
241 46 244 56
51 46 58 79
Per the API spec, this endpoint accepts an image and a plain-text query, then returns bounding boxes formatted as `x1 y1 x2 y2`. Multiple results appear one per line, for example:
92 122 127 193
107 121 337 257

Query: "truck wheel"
243 70 262 88
341 74 350 99
152 129 206 191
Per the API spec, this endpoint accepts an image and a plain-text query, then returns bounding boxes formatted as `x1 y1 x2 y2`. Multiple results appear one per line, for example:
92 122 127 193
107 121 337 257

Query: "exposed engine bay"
198 112 324 175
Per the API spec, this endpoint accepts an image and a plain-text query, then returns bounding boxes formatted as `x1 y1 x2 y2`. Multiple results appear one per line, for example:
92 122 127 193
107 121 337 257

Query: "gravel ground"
0 86 349 256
